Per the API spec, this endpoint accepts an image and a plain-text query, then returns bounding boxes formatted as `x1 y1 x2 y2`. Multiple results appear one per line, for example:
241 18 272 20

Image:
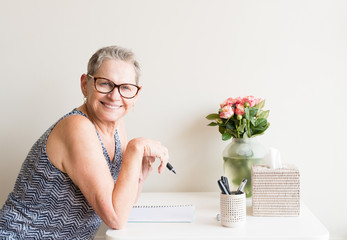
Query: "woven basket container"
220 192 246 227
251 164 300 216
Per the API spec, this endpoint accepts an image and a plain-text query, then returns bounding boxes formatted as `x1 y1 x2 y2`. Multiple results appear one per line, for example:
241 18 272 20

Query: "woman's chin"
101 109 126 123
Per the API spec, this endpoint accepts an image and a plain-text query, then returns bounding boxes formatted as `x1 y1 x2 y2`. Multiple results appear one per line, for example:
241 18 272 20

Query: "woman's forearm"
108 137 168 229
110 139 144 229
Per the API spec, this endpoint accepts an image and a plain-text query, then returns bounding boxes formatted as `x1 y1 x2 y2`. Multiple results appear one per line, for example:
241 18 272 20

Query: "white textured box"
251 165 300 216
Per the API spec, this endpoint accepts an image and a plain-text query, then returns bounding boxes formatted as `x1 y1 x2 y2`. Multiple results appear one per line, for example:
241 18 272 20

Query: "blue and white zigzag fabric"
0 109 122 239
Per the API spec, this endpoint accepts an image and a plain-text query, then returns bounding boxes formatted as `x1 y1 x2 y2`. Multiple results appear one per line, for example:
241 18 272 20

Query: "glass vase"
223 137 267 198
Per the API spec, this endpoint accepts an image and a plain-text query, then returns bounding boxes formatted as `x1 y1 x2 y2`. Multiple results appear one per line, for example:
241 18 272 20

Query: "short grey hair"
87 45 141 84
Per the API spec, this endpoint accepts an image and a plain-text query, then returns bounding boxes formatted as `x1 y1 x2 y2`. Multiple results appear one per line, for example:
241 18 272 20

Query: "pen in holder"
220 191 246 228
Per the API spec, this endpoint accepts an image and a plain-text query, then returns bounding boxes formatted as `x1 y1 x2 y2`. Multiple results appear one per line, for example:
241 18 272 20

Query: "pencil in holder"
220 192 246 227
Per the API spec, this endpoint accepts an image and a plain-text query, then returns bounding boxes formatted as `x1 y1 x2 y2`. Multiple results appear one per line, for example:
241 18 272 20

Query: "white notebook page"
128 205 195 223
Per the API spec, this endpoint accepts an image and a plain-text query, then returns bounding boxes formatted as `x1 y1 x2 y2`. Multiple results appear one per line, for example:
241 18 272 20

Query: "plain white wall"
0 0 346 239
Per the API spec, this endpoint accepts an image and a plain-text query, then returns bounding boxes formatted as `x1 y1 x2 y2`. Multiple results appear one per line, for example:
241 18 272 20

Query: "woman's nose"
108 87 122 100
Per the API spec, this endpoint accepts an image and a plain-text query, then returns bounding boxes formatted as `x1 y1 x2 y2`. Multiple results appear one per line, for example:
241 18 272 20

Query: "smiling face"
82 59 140 125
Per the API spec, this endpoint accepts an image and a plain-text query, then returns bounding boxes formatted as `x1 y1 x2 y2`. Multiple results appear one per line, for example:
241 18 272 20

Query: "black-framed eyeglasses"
87 74 140 99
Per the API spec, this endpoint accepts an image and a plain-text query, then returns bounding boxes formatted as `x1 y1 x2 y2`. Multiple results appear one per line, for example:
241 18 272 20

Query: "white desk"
106 192 329 240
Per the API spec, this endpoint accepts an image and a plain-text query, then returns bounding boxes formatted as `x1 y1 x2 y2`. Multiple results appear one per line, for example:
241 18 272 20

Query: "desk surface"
106 192 329 240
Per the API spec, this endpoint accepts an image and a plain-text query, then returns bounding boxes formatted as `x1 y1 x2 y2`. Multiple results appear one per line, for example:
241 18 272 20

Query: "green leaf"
228 117 238 124
230 131 238 138
244 107 250 121
208 122 218 126
219 126 226 134
206 113 220 120
222 132 232 141
251 122 270 136
256 118 267 125
249 107 258 118
254 100 265 111
258 110 270 119
226 121 236 130
251 119 268 132
237 119 246 132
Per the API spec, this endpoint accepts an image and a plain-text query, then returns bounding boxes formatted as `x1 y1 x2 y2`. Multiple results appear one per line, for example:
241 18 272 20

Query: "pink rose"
219 105 234 119
235 103 245 116
220 97 234 108
242 95 256 107
232 97 242 105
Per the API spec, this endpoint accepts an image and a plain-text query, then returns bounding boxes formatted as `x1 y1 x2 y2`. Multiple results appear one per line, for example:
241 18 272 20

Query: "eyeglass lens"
95 78 138 98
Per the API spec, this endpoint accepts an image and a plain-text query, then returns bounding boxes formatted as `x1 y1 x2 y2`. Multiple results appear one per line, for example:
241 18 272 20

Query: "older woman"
0 46 169 239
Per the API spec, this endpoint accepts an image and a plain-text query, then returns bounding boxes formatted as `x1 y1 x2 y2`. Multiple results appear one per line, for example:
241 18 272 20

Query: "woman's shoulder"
46 111 100 172
55 112 94 136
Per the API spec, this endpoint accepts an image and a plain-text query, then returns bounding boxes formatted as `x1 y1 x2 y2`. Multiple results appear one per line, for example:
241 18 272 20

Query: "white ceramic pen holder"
220 192 246 227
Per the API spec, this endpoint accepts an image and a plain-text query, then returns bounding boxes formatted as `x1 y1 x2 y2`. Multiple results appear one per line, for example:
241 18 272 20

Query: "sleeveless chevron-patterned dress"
0 109 122 239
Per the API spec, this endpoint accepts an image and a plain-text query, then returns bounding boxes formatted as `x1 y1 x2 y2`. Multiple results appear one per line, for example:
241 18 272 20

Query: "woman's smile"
101 101 123 110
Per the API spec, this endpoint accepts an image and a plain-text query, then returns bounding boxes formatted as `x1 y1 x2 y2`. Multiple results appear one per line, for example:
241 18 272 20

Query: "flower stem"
247 120 251 137
237 119 241 138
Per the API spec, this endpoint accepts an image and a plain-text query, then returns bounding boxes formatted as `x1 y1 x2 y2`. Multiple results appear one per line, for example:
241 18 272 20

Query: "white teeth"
104 103 120 109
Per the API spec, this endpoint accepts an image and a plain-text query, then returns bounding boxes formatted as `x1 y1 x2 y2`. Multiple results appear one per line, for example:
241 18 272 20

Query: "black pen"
236 178 247 194
166 162 176 174
217 180 230 195
221 176 231 194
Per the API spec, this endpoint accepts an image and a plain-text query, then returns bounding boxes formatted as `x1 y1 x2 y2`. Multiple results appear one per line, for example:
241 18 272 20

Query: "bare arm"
47 116 168 229
116 118 156 204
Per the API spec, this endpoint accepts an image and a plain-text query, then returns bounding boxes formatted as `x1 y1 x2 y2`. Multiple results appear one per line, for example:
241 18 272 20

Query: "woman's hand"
125 138 169 204
139 156 155 182
126 138 169 176
136 138 169 174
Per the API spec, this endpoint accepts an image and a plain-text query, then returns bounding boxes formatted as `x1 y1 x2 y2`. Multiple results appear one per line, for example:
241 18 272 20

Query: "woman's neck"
77 104 118 138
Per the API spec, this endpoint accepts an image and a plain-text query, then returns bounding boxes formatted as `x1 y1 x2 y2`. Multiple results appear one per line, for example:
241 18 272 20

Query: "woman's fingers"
149 157 155 164
157 147 169 174
142 140 169 174
139 157 154 182
146 156 155 169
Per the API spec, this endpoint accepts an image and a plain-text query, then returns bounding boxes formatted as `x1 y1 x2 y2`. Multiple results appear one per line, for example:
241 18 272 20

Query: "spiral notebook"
128 204 195 223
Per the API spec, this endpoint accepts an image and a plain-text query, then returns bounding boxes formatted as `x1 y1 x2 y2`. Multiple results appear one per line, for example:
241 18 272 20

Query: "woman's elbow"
108 217 128 230
95 198 129 230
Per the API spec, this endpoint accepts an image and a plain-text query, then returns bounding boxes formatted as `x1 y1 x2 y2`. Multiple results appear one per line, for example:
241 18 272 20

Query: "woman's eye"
121 85 131 91
98 80 113 87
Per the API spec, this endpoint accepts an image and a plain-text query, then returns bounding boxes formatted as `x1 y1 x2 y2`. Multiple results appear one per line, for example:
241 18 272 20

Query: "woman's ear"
81 74 88 97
